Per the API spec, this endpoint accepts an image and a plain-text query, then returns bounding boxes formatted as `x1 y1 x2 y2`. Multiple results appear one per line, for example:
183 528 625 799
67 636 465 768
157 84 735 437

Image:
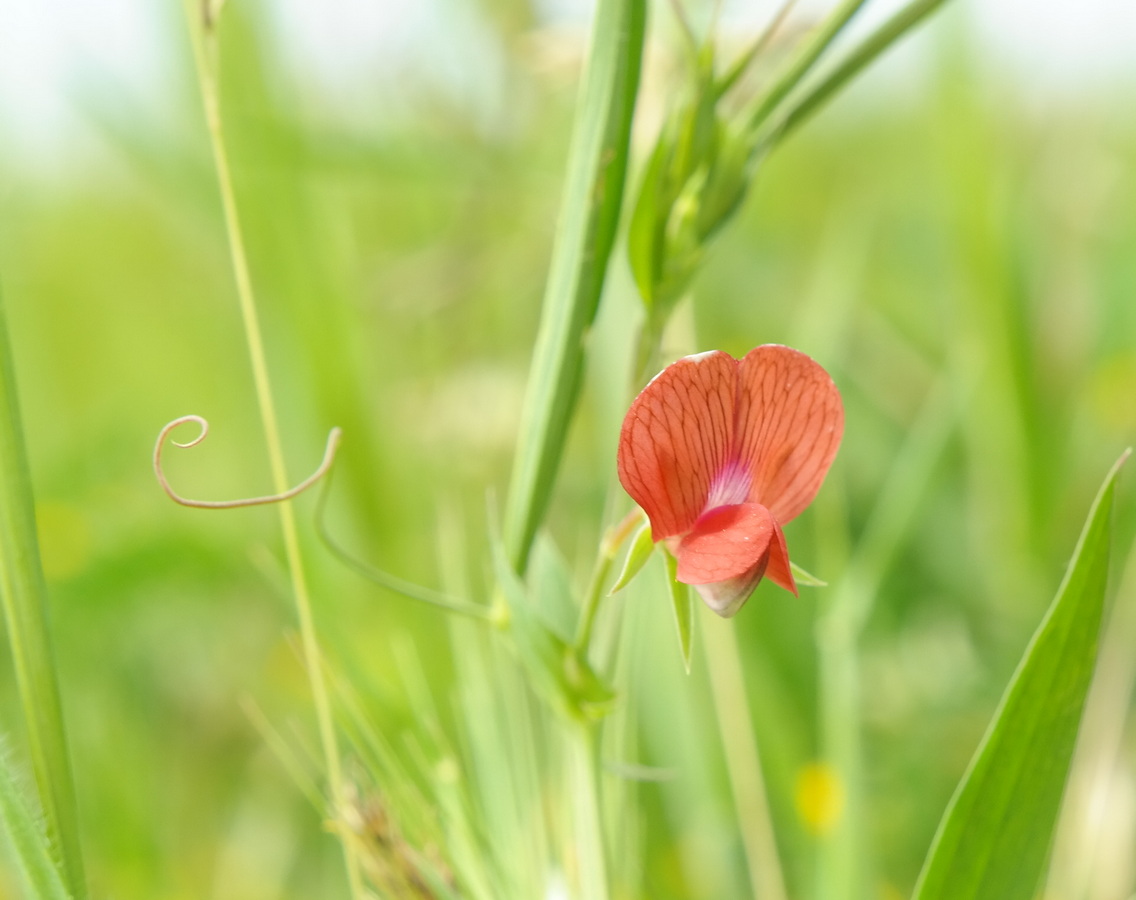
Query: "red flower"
617 345 844 617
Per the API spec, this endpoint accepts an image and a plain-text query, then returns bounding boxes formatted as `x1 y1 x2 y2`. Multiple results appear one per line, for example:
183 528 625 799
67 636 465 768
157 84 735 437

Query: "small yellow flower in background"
795 761 845 835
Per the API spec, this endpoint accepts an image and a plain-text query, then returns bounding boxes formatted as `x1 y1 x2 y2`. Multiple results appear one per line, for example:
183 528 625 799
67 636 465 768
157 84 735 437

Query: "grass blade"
0 741 74 900
502 0 647 574
912 449 1130 900
0 294 86 898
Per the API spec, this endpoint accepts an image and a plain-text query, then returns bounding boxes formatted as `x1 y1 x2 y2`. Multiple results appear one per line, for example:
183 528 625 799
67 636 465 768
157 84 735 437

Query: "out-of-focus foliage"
0 1 1133 898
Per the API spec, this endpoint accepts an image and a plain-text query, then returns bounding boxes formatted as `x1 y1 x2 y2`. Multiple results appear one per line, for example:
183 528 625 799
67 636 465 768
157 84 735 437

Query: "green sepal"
664 551 695 674
790 561 828 588
610 521 656 594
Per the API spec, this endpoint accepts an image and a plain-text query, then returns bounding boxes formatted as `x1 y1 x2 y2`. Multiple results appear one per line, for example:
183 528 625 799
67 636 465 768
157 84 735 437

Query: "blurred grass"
0 1 1134 898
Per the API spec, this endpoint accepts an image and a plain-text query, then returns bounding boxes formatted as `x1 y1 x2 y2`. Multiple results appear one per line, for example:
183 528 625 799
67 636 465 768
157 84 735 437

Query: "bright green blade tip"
665 552 695 674
610 521 656 594
912 449 1129 900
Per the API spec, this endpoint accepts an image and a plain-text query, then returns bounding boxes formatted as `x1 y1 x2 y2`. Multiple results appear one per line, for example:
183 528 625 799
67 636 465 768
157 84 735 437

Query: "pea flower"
617 344 843 617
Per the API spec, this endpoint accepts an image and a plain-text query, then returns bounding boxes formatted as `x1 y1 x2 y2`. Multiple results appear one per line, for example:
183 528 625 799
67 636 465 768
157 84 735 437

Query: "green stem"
184 10 364 899
0 294 86 899
502 0 647 575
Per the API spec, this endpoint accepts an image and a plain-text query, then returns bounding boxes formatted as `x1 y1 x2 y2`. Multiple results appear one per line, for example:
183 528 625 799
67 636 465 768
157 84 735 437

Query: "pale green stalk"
0 293 86 899
183 9 363 897
703 617 788 900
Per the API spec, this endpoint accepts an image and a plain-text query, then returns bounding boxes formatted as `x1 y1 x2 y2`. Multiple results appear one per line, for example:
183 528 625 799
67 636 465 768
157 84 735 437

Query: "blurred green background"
0 1 1134 898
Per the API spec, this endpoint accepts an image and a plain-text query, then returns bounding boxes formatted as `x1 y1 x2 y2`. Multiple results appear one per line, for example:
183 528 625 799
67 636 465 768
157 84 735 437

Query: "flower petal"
674 502 775 585
617 351 737 539
735 344 844 524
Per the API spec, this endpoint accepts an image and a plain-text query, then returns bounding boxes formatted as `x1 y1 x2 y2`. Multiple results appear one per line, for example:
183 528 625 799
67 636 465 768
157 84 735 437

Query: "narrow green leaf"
502 0 647 575
0 293 86 899
610 521 656 594
912 450 1129 900
0 741 74 900
664 552 694 673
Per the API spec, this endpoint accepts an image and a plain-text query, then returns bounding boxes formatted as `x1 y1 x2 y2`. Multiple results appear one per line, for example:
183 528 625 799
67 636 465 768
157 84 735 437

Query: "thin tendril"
153 415 341 509
313 468 494 623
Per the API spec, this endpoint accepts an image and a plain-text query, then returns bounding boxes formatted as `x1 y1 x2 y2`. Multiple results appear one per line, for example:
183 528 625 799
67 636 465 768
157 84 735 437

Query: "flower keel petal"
675 502 775 586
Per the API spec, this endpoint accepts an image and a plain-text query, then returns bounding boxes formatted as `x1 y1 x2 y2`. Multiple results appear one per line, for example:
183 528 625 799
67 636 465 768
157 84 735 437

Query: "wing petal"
763 521 798 596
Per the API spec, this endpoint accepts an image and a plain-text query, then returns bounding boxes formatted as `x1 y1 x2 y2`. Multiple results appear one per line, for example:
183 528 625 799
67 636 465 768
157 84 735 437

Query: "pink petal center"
704 457 751 511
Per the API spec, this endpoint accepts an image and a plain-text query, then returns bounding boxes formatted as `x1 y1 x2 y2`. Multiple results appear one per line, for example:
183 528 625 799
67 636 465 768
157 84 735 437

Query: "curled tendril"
153 414 342 509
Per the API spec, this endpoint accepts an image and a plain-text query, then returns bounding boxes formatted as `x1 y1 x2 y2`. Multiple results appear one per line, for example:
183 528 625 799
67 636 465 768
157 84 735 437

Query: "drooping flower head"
617 344 843 617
